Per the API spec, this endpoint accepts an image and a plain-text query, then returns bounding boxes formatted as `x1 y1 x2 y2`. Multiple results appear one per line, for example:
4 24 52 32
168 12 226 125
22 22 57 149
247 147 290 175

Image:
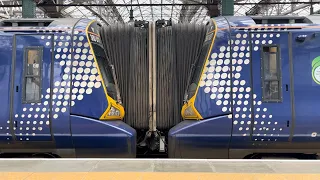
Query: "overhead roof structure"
0 0 46 18
59 0 211 24
1 0 320 24
234 0 320 16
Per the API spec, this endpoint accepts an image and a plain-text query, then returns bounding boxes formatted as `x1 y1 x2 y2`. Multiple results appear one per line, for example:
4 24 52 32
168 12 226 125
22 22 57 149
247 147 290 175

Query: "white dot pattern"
11 23 103 141
199 27 283 141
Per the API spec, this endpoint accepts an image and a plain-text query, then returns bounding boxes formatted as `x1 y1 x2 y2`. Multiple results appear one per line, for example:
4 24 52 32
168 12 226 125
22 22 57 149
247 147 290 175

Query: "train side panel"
0 33 13 142
226 25 320 156
0 19 136 158
291 31 320 144
69 19 136 157
169 17 233 158
230 28 320 157
169 115 231 158
170 17 320 158
193 17 232 119
250 30 292 142
69 19 108 118
227 17 256 150
45 22 75 150
0 26 77 155
12 34 54 142
70 115 136 157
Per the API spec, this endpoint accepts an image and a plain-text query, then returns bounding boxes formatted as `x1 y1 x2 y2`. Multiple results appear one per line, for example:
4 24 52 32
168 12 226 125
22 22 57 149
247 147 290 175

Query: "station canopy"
1 0 320 24
60 0 320 24
60 0 211 24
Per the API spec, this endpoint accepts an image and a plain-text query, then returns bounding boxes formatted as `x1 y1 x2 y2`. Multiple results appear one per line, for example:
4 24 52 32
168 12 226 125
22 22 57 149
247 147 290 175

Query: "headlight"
107 106 120 116
100 95 124 120
100 103 124 120
184 105 196 117
181 92 203 120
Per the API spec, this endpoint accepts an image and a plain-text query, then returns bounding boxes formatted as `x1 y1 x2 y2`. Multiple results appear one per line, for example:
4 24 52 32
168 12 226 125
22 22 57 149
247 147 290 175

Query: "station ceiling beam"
83 6 109 24
0 12 9 19
2 2 226 7
179 0 201 22
103 0 124 23
82 0 124 24
280 0 320 15
34 0 63 18
246 0 275 15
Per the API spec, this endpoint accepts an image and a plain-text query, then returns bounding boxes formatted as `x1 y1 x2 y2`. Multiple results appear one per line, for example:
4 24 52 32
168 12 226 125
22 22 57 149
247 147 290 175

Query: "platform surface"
1 159 320 179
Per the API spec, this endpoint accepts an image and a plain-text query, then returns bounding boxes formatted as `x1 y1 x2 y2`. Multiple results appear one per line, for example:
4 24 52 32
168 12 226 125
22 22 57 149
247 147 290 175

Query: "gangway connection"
100 19 207 157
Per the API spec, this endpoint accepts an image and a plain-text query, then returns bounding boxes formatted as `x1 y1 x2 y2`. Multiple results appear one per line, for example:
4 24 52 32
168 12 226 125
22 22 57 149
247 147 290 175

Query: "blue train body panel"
227 20 253 146
168 115 232 158
71 115 136 157
0 18 135 158
0 33 13 142
70 19 109 118
13 34 53 141
250 31 292 142
194 17 232 118
291 31 320 142
171 16 320 158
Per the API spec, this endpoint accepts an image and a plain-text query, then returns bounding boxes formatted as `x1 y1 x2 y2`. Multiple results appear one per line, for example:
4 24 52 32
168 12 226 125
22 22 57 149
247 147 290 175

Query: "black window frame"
87 21 119 101
186 39 212 100
261 44 282 103
22 46 43 104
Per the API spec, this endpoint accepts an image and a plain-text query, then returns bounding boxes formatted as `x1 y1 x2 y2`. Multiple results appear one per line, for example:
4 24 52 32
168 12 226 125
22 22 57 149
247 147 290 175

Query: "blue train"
0 18 135 158
169 15 320 158
1 15 320 158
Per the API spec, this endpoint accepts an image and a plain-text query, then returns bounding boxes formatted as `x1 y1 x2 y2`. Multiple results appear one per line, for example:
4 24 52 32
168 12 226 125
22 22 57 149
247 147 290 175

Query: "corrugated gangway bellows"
100 21 206 153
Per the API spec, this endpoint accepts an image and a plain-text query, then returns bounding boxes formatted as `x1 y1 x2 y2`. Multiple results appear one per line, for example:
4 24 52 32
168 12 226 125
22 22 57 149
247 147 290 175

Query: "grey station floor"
1 159 320 173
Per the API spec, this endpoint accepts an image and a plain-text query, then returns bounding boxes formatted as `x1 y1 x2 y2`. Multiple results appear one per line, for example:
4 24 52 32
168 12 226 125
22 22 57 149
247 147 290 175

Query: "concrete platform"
0 159 320 179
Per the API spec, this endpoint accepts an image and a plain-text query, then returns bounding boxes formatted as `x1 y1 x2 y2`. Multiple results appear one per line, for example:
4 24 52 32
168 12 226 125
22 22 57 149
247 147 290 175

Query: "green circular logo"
312 57 320 85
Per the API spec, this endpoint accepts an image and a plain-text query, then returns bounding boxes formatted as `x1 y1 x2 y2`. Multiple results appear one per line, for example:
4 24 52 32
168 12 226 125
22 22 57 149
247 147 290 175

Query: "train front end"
67 19 136 157
168 17 233 158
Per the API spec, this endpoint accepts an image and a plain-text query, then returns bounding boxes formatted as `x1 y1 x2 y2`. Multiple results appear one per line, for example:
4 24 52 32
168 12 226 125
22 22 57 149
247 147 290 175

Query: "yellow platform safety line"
181 18 217 120
85 20 125 120
2 172 320 180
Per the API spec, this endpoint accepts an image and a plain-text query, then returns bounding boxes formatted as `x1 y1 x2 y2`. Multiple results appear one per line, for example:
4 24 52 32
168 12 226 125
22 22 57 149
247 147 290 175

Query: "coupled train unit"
0 15 320 158
0 18 134 158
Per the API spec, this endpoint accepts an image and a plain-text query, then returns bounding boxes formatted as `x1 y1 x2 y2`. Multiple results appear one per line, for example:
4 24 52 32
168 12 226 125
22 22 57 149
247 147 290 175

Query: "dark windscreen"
87 22 118 100
186 31 214 100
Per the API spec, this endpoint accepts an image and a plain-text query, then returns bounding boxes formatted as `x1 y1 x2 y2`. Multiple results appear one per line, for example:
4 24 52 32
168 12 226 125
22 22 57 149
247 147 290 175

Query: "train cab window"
183 21 215 101
87 21 118 101
186 32 213 100
186 40 211 100
261 46 281 102
91 43 117 100
23 47 43 103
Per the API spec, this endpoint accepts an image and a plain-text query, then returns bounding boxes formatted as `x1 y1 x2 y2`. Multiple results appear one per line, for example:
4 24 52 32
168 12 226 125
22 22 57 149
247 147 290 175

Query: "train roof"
0 18 81 27
2 15 320 28
249 16 309 23
219 15 320 28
